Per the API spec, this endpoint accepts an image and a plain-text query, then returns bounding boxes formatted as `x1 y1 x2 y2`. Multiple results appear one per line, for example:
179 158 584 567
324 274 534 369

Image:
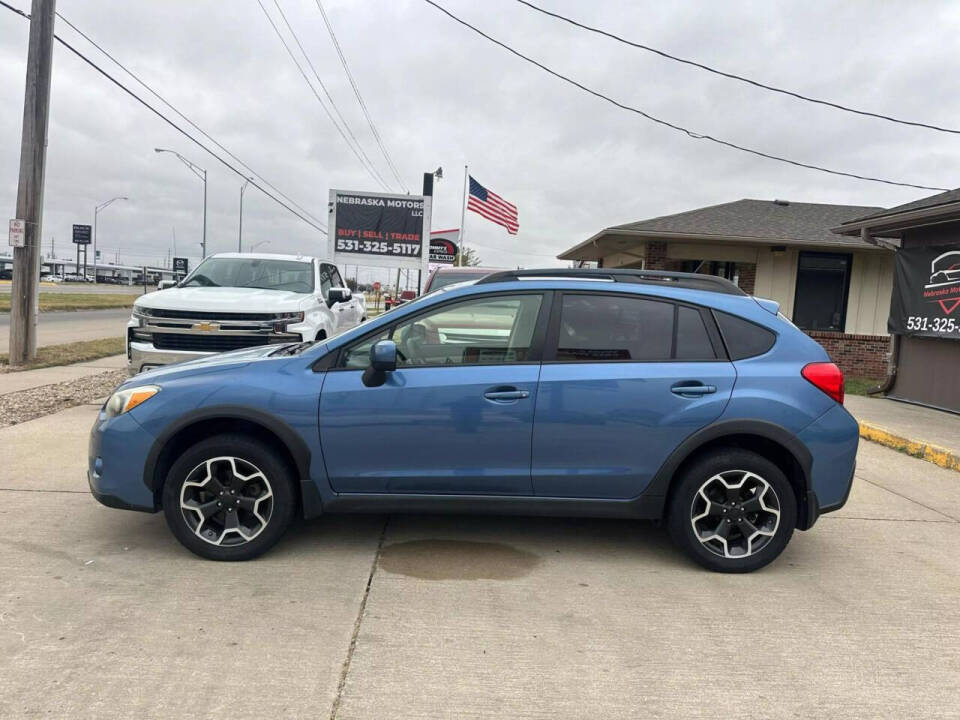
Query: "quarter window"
556 294 674 361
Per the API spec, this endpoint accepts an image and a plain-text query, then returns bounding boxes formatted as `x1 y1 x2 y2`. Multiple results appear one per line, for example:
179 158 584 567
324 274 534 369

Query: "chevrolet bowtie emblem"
193 321 220 332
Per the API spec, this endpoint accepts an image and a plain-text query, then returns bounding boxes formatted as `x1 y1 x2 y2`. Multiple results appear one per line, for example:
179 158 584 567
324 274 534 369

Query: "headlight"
104 385 160 420
132 306 149 327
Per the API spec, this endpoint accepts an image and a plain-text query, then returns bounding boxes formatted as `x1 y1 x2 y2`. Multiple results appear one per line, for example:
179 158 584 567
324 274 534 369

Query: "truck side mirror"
327 287 351 307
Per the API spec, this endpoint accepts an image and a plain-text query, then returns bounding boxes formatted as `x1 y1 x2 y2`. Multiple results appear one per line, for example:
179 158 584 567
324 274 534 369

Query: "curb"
858 421 960 473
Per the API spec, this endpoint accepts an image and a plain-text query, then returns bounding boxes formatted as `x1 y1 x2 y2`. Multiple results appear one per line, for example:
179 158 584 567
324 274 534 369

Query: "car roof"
208 252 317 263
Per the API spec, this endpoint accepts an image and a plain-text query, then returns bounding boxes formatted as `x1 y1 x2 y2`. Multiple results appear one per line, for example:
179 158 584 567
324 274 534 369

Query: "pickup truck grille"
143 309 280 321
152 333 275 352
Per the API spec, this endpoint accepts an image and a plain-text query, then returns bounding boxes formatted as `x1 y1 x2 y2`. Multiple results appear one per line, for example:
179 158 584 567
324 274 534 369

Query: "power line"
422 0 948 192
52 10 328 229
256 0 391 191
314 0 409 192
515 0 960 137
0 0 330 233
269 0 394 192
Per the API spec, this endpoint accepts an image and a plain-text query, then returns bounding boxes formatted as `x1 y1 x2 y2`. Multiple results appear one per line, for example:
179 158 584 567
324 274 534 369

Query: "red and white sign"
373 281 381 292
8 219 25 248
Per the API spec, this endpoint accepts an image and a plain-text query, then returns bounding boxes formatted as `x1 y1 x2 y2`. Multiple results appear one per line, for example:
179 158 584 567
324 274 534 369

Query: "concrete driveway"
0 309 130 352
1 406 958 718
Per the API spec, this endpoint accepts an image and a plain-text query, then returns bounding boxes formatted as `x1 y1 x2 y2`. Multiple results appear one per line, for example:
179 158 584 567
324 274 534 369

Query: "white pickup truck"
127 252 366 373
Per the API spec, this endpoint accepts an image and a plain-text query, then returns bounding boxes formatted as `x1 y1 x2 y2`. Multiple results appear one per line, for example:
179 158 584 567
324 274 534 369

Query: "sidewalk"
0 354 126 396
845 394 960 472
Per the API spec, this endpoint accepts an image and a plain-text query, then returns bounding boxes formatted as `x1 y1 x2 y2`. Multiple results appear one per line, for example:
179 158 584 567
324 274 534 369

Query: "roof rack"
476 268 747 296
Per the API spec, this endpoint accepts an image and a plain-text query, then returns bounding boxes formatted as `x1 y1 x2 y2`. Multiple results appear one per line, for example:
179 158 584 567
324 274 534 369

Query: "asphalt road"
1 407 958 718
0 308 130 353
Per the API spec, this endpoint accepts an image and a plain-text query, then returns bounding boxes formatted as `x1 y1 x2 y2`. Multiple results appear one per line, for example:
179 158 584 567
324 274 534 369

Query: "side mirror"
362 339 397 387
157 280 177 290
328 287 351 306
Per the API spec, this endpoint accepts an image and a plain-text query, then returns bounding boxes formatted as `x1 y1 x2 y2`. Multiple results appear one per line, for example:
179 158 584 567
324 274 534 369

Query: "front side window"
339 294 543 368
792 252 851 332
181 258 314 293
556 294 674 361
319 265 334 299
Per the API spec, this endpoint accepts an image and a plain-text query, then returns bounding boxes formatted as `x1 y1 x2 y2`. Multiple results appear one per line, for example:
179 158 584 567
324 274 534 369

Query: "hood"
135 286 308 313
129 344 287 384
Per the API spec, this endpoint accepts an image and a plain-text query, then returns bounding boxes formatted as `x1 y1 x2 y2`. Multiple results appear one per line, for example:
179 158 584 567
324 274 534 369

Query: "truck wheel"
667 449 796 573
162 434 297 561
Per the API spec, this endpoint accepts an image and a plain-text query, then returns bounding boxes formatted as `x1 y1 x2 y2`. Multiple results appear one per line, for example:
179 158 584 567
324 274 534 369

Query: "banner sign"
429 229 459 264
72 224 92 245
889 244 960 339
173 257 189 274
330 191 424 259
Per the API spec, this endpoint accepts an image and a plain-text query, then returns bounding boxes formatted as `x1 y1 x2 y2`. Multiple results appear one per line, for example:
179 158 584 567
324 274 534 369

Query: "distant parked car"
90 267 857 572
40 274 62 283
0 268 13 280
423 265 506 293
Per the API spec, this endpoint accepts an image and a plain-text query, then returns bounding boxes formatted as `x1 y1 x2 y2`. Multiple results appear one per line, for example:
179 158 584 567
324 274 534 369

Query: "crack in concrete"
857 474 959 523
329 516 389 720
820 515 956 524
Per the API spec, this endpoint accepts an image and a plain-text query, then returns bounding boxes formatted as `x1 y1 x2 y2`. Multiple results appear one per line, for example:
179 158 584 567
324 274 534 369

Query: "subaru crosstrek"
88 268 858 572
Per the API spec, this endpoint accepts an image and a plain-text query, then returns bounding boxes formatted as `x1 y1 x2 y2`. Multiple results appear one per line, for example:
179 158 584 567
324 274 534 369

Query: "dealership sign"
429 229 459 264
172 257 189 274
72 224 92 245
328 189 428 270
889 244 960 339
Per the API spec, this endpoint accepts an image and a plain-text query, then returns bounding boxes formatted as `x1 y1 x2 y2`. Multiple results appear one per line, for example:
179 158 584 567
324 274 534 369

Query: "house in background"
834 188 960 413
557 199 896 377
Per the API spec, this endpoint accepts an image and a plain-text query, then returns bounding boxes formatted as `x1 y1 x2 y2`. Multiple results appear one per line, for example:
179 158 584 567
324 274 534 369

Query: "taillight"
802 362 844 404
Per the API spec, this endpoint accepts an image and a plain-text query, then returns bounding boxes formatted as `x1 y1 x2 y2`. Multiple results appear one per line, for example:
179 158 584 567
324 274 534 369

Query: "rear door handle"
483 387 530 402
671 383 717 397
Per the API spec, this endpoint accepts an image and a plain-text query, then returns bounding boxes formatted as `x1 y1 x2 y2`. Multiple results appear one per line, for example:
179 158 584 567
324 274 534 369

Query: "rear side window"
557 294 673 361
675 306 717 360
714 311 776 360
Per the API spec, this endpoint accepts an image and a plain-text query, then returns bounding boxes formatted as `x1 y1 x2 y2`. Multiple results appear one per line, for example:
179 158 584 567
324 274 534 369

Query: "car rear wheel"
667 449 796 573
162 434 297 561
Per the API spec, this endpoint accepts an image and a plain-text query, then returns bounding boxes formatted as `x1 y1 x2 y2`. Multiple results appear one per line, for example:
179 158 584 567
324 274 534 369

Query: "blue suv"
89 269 858 572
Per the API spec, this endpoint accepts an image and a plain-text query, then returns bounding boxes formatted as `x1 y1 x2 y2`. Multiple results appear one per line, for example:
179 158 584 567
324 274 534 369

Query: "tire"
162 434 297 561
667 449 796 573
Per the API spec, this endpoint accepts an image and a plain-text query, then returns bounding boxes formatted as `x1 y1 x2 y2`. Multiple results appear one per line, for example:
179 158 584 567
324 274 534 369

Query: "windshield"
428 270 488 291
181 258 314 292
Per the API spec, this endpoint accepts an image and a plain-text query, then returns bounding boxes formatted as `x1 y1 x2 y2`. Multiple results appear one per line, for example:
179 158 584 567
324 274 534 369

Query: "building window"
792 252 851 332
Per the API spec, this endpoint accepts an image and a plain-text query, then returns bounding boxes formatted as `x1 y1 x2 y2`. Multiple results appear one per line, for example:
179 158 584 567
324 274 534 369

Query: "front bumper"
88 408 159 512
128 340 211 374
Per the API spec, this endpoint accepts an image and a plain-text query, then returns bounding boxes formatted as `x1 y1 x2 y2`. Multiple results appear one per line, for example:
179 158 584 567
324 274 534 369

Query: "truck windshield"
181 258 314 293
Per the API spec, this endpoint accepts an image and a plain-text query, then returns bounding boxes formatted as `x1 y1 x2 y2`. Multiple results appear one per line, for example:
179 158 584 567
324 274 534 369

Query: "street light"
238 176 253 252
250 240 271 252
93 196 128 282
155 148 207 258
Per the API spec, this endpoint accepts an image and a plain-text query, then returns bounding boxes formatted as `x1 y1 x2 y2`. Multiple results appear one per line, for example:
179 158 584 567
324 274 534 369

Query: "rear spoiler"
752 297 781 315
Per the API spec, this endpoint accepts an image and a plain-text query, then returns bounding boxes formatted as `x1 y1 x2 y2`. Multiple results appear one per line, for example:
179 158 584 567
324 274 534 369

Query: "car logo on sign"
193 322 220 332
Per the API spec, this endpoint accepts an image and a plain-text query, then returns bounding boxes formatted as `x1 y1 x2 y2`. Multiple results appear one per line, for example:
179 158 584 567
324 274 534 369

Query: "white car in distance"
127 252 366 373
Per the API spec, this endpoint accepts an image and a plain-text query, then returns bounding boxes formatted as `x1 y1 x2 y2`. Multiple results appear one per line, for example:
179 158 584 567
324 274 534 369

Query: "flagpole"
458 164 469 266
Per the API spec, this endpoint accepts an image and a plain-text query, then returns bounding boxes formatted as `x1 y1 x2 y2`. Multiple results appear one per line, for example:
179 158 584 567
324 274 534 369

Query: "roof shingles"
611 199 882 245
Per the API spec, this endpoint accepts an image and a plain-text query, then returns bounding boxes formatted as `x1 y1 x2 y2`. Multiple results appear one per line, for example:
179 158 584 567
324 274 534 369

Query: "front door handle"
483 387 530 402
671 383 717 397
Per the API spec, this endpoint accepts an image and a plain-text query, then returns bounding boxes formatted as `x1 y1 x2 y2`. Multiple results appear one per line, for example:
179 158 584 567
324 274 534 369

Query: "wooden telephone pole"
9 0 56 365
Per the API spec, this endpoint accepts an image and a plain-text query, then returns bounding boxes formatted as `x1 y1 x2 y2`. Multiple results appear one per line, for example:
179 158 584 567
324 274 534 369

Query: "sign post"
172 257 189 277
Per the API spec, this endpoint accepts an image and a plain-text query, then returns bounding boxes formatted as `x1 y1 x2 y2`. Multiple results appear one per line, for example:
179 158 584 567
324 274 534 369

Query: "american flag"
467 176 518 235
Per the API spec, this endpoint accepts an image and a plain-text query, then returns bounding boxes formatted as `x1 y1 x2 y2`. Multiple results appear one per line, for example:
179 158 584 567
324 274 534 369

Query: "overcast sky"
2 0 958 285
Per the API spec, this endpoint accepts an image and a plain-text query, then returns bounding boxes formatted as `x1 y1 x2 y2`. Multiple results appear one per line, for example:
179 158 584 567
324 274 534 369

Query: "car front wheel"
667 449 796 573
162 434 297 561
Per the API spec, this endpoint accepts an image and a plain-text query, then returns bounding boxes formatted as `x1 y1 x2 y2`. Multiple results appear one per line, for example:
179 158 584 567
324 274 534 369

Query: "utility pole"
9 0 56 366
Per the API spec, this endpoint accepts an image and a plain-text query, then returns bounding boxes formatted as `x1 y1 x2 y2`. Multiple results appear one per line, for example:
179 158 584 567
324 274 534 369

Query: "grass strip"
0 337 125 372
